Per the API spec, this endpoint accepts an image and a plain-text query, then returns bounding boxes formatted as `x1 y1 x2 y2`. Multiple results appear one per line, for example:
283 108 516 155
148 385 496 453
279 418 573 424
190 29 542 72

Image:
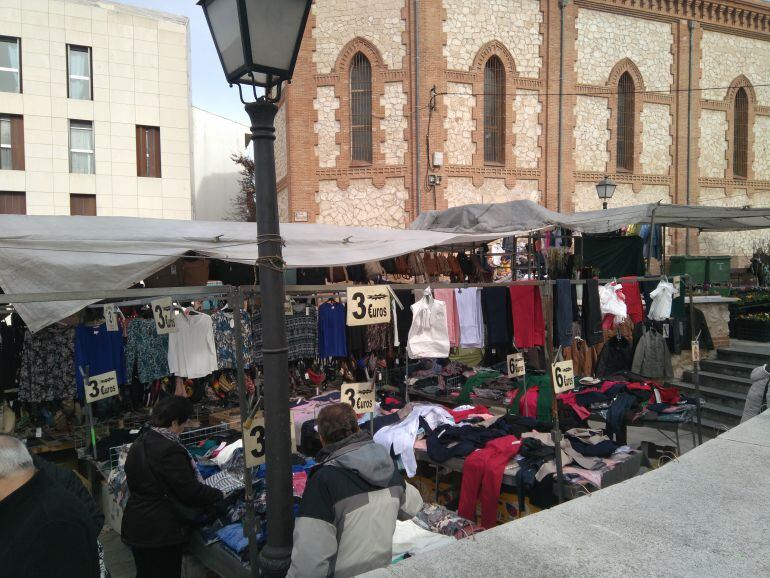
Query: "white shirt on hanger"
167 311 219 379
648 280 679 321
454 287 485 348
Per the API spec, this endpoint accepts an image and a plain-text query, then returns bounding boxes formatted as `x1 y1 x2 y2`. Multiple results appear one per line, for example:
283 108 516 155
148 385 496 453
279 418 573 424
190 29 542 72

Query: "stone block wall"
573 96 610 173
640 103 672 175
316 178 409 227
698 109 728 179
380 82 409 165
443 82 476 166
513 90 542 169
314 86 340 169
444 177 539 207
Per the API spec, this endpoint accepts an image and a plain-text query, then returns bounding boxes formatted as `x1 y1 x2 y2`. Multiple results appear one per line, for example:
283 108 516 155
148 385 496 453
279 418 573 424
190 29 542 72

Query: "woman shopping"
122 396 223 578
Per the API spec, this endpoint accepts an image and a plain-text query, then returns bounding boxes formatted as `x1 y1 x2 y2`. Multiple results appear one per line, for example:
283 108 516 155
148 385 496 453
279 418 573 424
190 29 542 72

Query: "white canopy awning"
0 215 477 332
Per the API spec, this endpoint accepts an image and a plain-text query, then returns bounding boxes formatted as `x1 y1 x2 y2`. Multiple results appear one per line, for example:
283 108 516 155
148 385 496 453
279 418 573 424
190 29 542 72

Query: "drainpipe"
685 20 695 254
413 0 421 216
557 0 569 213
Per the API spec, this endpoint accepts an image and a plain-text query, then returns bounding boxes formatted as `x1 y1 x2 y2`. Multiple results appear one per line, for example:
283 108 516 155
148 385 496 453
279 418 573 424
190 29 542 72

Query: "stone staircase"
667 345 768 431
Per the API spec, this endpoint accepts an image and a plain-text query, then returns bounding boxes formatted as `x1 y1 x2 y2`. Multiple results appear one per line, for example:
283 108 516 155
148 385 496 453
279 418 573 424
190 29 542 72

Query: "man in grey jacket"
289 403 423 578
741 363 770 422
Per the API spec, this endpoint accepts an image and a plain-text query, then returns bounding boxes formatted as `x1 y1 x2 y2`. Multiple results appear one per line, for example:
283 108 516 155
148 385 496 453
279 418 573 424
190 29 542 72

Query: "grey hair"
0 434 34 479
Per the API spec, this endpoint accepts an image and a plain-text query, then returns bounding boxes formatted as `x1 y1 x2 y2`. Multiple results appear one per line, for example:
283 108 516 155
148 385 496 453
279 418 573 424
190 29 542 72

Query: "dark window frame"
0 114 24 170
349 52 372 165
69 119 95 174
66 44 93 101
616 71 635 172
733 87 749 179
0 36 22 94
70 193 96 216
483 56 506 165
136 125 162 178
0 191 26 214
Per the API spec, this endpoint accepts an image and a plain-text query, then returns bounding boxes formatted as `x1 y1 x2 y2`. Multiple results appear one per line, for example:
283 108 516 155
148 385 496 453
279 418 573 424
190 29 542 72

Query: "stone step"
681 370 753 394
699 401 743 429
671 380 747 411
699 359 757 379
716 348 768 366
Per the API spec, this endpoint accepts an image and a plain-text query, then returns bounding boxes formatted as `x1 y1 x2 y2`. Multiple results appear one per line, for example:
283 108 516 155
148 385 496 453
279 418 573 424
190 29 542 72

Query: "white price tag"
151 298 177 335
551 360 575 394
341 382 376 413
85 371 120 404
507 352 526 378
346 286 392 326
691 341 700 363
244 412 297 467
104 305 119 332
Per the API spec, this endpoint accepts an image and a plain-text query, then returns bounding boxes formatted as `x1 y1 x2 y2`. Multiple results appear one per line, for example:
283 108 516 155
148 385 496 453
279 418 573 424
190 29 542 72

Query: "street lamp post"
198 1 312 576
595 175 617 210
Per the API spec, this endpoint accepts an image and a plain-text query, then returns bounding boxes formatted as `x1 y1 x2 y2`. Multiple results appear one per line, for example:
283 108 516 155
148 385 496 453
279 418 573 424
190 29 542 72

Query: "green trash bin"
668 256 707 284
706 256 731 284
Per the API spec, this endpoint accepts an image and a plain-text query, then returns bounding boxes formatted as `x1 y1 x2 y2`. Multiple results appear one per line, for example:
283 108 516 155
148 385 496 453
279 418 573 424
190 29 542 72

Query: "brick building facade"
276 0 770 259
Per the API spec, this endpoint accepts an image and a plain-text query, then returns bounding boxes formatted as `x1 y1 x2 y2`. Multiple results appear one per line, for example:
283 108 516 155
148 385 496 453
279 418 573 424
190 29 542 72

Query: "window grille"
484 56 505 164
733 87 748 178
350 53 372 163
616 72 635 171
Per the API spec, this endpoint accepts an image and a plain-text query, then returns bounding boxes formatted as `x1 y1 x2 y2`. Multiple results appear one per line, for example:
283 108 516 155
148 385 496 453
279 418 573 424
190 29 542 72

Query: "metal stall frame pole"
229 288 260 575
687 275 704 445
246 98 294 578
540 282 565 503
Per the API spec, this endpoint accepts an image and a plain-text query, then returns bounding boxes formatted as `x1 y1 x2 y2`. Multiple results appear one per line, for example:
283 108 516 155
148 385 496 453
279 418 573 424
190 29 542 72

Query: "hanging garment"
317 301 347 358
563 338 597 377
75 322 127 400
508 286 545 348
125 318 170 384
18 325 76 402
407 288 450 359
581 279 604 346
598 282 628 326
433 289 460 348
454 288 485 349
619 277 644 323
167 312 218 379
457 436 522 529
211 309 255 370
373 404 454 477
481 286 512 349
394 290 416 346
631 327 673 378
554 279 574 347
594 336 633 378
640 224 663 261
253 306 319 364
648 280 679 321
683 306 714 351
0 313 25 393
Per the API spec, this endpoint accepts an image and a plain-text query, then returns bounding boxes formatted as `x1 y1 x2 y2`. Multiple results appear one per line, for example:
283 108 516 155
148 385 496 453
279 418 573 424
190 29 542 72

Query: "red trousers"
509 286 545 348
458 436 521 529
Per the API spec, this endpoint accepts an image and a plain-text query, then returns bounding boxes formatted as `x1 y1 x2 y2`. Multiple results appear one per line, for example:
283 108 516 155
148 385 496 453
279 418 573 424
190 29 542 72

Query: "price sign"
691 340 700 363
244 413 297 467
85 371 120 404
507 352 526 378
551 360 575 394
346 286 391 326
151 298 177 335
341 382 376 413
104 305 119 332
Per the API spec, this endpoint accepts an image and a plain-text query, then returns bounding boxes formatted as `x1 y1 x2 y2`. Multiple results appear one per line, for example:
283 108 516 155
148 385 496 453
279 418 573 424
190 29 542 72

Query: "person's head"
317 403 359 446
150 396 194 435
0 434 35 501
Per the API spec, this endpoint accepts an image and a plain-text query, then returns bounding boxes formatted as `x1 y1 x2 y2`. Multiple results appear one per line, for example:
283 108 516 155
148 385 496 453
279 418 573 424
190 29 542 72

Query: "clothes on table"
373 404 454 477
412 503 479 538
407 288 450 359
508 286 544 348
75 322 127 399
211 309 255 369
18 325 76 402
125 318 170 384
455 287 485 349
426 423 508 463
458 435 522 529
318 302 347 358
203 471 245 494
167 312 218 379
433 289 460 348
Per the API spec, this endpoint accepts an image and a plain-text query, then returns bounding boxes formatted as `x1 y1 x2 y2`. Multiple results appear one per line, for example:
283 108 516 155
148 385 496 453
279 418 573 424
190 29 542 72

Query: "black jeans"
131 544 183 578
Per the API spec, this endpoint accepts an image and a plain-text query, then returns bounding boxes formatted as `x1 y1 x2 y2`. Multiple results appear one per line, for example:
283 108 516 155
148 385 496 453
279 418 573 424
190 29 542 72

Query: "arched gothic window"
484 56 505 164
350 52 372 163
733 87 749 178
616 71 635 171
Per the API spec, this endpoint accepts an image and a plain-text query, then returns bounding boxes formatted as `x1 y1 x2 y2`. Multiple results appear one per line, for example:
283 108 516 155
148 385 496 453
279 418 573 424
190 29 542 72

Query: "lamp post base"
259 545 293 577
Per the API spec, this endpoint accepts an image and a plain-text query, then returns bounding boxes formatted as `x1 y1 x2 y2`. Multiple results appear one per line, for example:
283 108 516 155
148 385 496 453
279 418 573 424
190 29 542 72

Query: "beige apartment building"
0 0 194 218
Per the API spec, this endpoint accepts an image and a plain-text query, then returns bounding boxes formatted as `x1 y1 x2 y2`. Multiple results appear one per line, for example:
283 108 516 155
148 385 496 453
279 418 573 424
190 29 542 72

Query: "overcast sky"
120 0 250 125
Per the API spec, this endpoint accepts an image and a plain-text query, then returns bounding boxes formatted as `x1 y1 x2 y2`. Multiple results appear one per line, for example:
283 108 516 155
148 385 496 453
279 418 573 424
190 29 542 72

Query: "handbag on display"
406 287 450 359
